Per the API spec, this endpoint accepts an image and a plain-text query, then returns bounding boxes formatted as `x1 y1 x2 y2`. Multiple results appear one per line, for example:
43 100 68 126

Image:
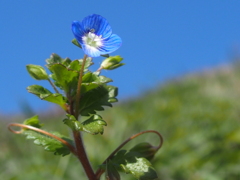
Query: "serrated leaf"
81 83 99 94
22 130 73 156
23 115 43 128
120 157 158 180
79 85 118 116
81 114 107 135
69 60 81 71
27 85 52 96
111 150 158 180
48 63 78 92
68 57 93 72
82 72 112 84
40 93 67 110
81 72 113 94
63 114 83 131
46 53 71 67
27 85 67 110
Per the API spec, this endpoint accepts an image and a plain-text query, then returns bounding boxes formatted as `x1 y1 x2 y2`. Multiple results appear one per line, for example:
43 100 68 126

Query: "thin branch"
47 78 60 94
8 123 77 155
96 66 103 72
95 130 163 179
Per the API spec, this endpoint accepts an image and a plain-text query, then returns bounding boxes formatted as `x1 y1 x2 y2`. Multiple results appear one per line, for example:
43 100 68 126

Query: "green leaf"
81 114 107 135
27 85 52 96
63 114 83 131
79 85 118 116
46 53 71 67
82 72 112 84
68 60 81 71
23 115 43 128
101 54 110 58
68 57 93 72
48 63 78 92
105 161 121 180
81 72 113 94
72 38 82 48
22 130 73 156
27 85 67 110
26 64 49 80
40 93 67 110
63 114 107 134
129 142 159 161
112 150 158 180
120 157 157 180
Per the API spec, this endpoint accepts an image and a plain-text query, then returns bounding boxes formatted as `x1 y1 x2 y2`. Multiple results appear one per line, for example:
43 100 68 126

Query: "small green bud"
26 64 49 80
100 55 124 70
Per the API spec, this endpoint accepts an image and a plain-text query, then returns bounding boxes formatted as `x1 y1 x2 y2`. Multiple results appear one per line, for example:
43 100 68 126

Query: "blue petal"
82 14 112 39
99 34 122 54
82 34 122 57
82 44 102 57
72 21 86 44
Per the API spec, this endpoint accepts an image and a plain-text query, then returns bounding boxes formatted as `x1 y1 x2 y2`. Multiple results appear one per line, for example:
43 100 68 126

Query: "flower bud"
100 55 124 70
26 64 49 80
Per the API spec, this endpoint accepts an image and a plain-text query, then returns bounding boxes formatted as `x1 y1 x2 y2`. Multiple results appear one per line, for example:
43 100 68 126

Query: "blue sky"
1 1 240 114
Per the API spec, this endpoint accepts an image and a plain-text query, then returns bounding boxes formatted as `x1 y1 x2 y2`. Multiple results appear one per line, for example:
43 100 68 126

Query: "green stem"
72 54 96 180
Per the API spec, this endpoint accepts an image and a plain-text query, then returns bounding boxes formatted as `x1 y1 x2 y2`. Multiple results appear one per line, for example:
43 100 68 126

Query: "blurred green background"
1 62 240 180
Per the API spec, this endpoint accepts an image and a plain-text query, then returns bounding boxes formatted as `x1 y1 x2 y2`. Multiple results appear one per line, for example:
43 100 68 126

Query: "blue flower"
72 14 122 57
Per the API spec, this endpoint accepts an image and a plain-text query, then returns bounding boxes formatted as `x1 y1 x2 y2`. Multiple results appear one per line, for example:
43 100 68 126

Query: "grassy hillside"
1 64 240 180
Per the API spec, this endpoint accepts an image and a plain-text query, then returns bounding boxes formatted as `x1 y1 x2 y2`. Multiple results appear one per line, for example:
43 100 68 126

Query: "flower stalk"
95 130 163 179
72 54 96 180
47 78 60 94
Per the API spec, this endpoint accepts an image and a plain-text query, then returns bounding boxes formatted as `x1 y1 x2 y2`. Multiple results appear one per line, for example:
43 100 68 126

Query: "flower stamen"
82 32 103 48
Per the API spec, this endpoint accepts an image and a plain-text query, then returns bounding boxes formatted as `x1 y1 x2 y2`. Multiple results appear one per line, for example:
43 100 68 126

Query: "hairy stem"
73 131 96 180
72 54 96 180
75 54 87 118
47 78 60 94
95 130 163 179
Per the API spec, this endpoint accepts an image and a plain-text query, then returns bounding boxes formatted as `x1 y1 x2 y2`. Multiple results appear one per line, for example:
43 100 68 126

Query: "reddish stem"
75 54 87 118
72 54 96 180
95 130 163 179
73 131 96 180
8 123 77 155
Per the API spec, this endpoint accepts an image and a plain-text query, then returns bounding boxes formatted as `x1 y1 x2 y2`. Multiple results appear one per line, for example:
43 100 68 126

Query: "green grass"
1 64 240 180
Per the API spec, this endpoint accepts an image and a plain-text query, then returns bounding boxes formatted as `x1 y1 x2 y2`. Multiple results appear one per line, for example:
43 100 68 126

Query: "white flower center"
82 32 103 48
